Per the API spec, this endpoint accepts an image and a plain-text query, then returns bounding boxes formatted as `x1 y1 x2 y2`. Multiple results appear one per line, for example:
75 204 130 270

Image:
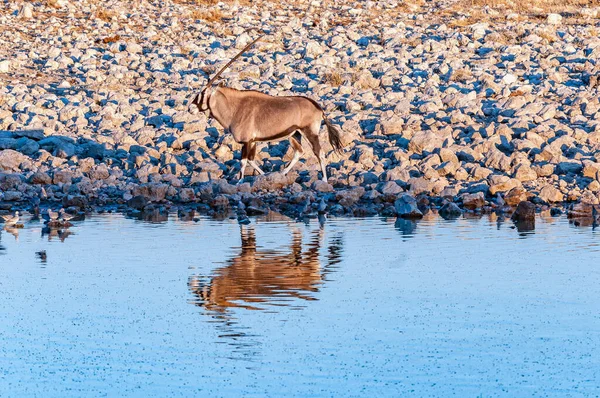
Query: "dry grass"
448 0 600 24
95 8 118 21
485 31 512 44
189 9 224 22
238 70 260 80
323 71 343 86
397 0 426 12
44 0 62 8
537 29 558 43
101 35 121 44
463 0 600 13
509 89 527 97
450 68 473 83
174 0 220 4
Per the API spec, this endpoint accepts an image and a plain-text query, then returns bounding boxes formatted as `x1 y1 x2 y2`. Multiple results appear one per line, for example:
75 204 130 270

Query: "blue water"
0 212 599 397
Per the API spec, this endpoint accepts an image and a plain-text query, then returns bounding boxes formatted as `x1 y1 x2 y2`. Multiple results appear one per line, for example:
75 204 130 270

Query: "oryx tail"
324 116 343 154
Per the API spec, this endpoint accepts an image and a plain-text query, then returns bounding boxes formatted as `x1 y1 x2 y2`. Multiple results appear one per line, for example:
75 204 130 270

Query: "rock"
439 148 459 165
19 3 33 18
215 180 237 195
53 170 73 184
408 177 432 195
39 136 77 158
30 171 52 185
513 164 537 182
568 203 596 218
179 188 195 203
0 173 22 191
0 60 10 73
89 164 110 180
511 201 535 222
377 181 403 195
212 195 230 211
439 202 462 219
3 190 22 201
128 195 149 210
502 74 518 85
485 149 511 172
489 176 521 195
556 161 583 175
0 149 27 172
462 192 485 210
538 185 564 203
62 195 88 210
132 183 169 202
547 13 562 24
408 131 443 154
253 172 291 191
504 187 528 206
312 180 334 193
336 187 365 207
394 194 423 219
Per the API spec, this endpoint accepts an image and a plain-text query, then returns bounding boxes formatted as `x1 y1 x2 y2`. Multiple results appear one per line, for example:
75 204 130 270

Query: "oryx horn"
204 33 264 89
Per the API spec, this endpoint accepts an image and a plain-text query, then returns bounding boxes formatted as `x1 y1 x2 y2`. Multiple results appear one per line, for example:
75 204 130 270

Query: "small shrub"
323 71 343 86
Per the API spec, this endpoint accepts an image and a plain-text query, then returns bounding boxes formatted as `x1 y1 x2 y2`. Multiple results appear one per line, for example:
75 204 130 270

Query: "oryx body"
193 86 343 182
189 34 343 182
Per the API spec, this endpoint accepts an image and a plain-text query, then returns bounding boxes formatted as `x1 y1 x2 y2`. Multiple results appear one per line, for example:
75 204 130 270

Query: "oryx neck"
208 87 237 129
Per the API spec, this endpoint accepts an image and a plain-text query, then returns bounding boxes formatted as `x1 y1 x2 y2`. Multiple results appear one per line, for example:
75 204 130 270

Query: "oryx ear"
217 80 225 87
191 93 200 105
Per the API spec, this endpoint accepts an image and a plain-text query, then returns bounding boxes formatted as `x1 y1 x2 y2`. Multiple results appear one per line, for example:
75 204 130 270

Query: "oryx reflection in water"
188 221 343 358
189 224 343 312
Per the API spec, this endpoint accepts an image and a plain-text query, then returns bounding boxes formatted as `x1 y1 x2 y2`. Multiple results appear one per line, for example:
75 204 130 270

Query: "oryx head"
189 33 264 114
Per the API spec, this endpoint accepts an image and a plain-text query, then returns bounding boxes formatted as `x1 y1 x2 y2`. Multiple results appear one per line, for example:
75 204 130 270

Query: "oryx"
190 35 344 183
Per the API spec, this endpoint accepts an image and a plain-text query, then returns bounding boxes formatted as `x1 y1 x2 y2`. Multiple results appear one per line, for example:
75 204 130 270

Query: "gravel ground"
1 0 600 222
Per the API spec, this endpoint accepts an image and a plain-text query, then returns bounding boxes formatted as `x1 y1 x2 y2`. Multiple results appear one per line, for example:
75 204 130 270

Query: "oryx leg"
283 133 304 175
305 122 328 182
248 141 265 175
238 143 249 184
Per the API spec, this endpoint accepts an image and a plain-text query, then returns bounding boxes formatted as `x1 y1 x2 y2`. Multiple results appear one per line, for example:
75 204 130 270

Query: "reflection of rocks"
567 203 600 227
126 206 169 223
394 218 418 238
189 225 342 313
514 219 535 234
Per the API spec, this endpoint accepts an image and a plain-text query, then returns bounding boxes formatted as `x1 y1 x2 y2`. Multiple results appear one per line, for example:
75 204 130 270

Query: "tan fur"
201 86 344 182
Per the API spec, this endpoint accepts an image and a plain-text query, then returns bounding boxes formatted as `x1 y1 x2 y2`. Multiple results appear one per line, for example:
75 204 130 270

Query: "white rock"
0 60 10 73
547 13 562 24
19 3 33 19
234 32 252 49
127 42 143 54
305 41 324 58
502 74 518 85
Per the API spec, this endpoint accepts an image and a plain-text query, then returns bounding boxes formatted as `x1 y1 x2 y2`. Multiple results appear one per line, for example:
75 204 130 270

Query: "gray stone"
394 194 423 219
511 201 535 222
439 202 462 219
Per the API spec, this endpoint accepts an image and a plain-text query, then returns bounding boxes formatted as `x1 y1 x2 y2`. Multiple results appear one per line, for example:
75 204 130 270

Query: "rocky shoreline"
1 0 600 226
